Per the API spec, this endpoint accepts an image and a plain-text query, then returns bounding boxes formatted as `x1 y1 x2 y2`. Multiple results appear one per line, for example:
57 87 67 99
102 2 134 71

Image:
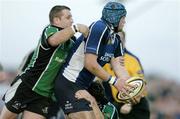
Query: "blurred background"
0 0 180 118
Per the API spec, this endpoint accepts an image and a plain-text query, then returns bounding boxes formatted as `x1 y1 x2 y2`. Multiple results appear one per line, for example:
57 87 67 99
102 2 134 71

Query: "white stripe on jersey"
84 22 95 53
63 41 85 82
120 42 124 56
96 27 107 54
40 41 50 50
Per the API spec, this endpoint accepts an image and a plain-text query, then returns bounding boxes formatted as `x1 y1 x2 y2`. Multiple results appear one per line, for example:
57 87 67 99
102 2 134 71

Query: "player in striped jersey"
54 2 131 119
0 5 88 119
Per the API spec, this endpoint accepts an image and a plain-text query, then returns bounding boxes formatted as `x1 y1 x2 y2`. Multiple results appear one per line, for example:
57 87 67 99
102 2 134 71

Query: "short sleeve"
85 21 107 55
41 26 59 49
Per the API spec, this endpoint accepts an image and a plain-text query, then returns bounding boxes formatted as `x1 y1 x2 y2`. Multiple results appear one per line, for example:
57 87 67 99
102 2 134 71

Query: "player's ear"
53 17 61 24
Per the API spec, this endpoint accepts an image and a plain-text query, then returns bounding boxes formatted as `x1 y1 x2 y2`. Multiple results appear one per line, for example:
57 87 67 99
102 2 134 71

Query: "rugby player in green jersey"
0 5 88 119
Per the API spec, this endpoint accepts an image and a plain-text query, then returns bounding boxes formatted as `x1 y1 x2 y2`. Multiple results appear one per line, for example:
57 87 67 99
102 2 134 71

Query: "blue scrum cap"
102 2 127 27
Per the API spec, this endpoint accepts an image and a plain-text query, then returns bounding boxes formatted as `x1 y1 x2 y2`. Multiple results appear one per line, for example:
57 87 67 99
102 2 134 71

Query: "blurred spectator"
0 63 5 81
147 75 180 119
0 63 16 114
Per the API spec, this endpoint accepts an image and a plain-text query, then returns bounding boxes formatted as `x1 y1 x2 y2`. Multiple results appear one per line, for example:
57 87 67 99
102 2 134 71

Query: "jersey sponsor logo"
55 57 65 63
100 53 114 62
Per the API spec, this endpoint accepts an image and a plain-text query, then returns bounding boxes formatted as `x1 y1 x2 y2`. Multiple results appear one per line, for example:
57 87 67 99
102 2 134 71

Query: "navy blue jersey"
62 20 124 88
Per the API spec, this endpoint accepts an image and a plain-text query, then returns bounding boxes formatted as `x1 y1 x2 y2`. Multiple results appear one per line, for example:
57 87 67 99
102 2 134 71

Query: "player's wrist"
107 76 117 85
74 24 79 32
71 24 79 33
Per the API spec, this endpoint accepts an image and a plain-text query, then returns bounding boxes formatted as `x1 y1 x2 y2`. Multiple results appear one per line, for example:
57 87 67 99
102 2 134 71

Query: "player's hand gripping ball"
112 77 146 103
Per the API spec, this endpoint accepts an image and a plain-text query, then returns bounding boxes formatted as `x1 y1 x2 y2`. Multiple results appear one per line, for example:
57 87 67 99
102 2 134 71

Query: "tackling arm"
48 24 89 47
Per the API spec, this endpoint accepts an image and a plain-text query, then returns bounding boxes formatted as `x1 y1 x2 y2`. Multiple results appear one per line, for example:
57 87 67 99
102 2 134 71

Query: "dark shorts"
2 78 51 117
114 97 150 119
47 100 65 119
54 74 92 114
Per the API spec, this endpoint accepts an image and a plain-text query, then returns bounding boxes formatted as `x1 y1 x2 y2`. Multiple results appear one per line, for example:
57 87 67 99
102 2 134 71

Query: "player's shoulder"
42 25 62 38
44 24 62 32
96 20 106 26
90 20 107 31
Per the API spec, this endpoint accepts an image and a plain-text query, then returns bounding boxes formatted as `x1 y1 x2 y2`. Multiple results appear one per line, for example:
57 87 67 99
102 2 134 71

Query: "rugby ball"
111 77 145 103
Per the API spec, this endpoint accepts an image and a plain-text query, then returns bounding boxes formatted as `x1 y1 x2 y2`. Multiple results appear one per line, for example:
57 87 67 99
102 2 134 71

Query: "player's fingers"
75 90 84 99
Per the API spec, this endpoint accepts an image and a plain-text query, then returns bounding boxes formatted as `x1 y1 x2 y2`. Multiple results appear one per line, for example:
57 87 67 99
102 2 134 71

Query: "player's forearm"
85 60 110 81
111 57 129 79
48 26 75 46
115 64 129 78
91 103 104 119
84 54 111 81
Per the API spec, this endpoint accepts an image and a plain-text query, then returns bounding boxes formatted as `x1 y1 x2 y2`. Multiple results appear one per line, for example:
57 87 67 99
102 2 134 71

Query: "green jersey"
20 25 74 97
102 102 119 119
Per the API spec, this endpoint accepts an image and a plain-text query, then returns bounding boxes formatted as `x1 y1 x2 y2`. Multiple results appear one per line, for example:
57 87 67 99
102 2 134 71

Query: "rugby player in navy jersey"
55 2 131 119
